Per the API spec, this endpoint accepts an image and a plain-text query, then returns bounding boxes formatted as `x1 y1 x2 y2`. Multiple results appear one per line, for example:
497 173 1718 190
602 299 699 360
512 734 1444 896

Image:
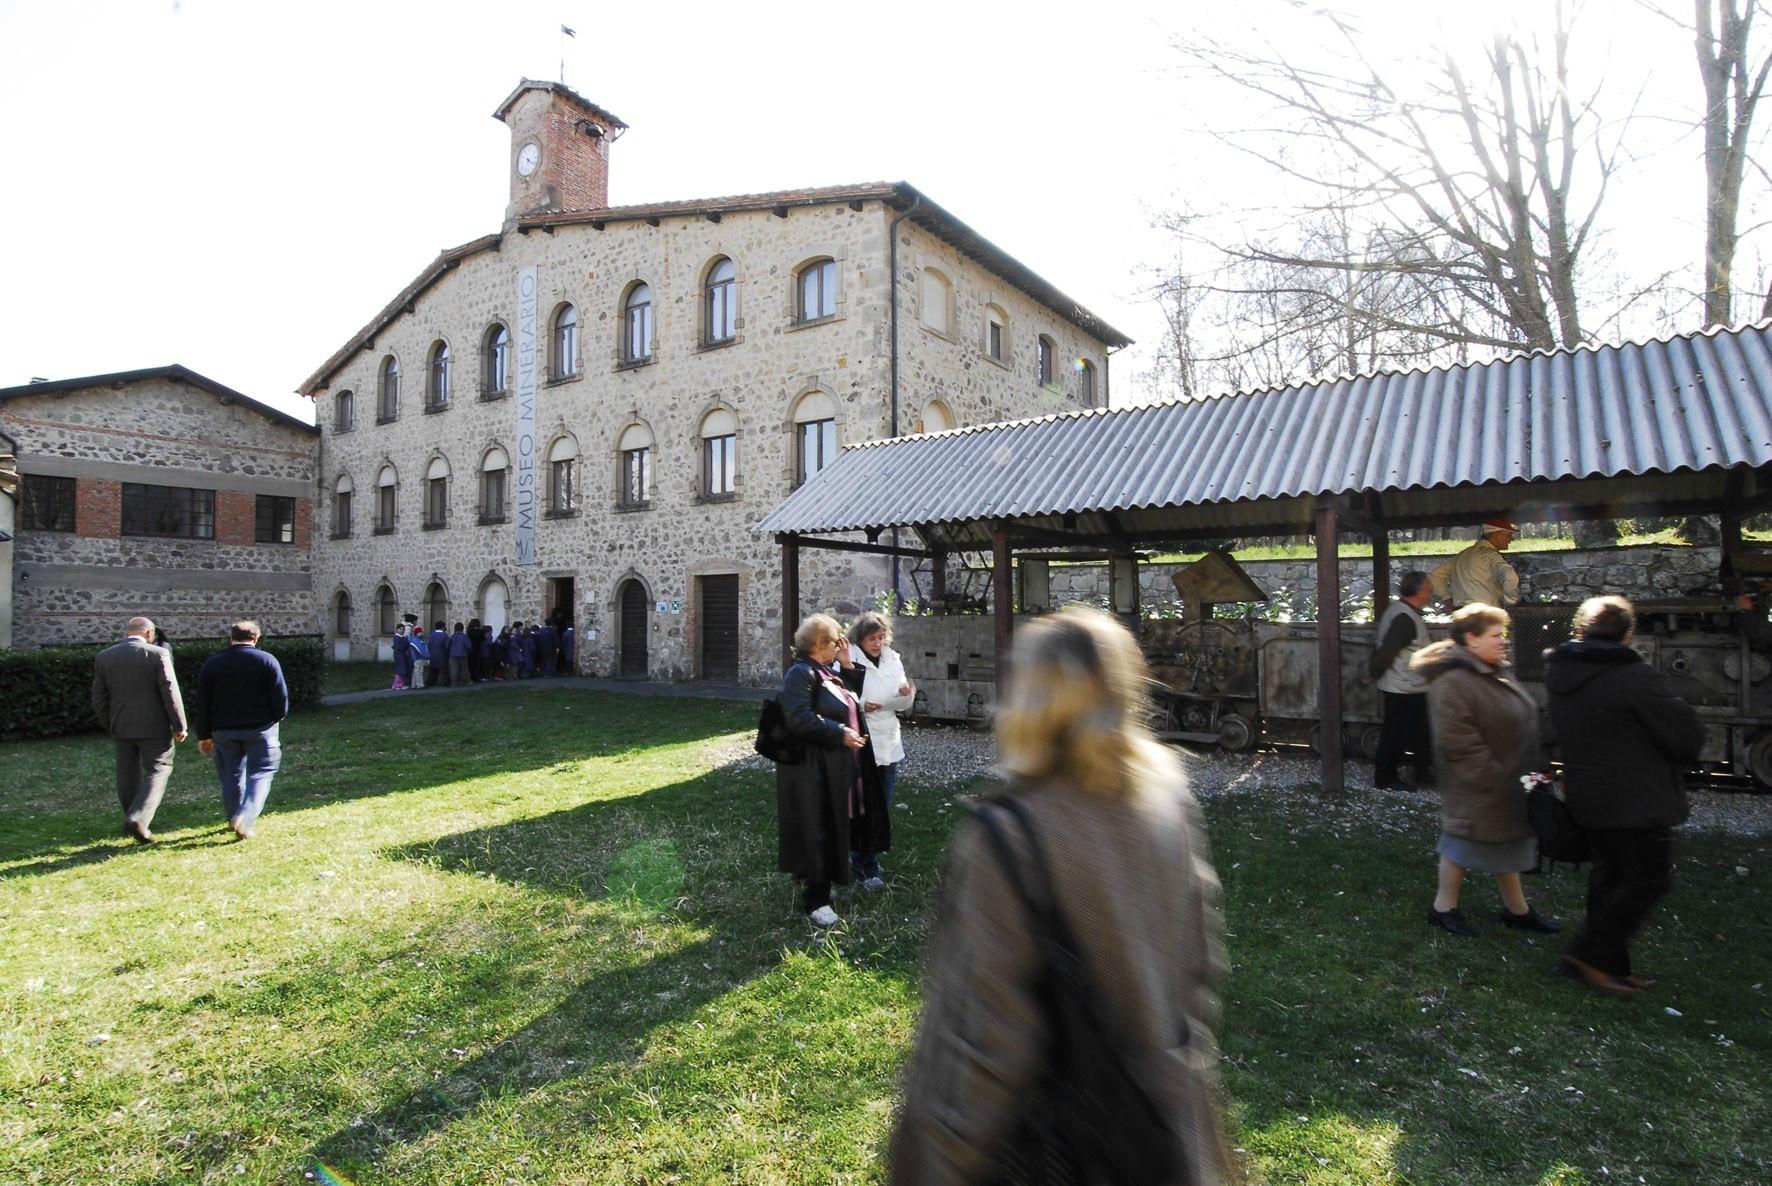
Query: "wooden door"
698 575 739 682
619 581 649 677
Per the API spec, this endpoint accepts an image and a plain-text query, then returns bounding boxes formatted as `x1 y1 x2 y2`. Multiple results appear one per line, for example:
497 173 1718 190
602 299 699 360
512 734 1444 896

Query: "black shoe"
1498 908 1562 933
1427 906 1478 937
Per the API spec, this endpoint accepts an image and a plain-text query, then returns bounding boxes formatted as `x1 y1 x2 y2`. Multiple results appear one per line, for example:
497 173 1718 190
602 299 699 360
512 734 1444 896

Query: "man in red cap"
1429 518 1521 608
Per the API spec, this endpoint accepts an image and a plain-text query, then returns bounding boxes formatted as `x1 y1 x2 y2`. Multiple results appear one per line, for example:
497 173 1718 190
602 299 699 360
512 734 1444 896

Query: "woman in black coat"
777 613 891 926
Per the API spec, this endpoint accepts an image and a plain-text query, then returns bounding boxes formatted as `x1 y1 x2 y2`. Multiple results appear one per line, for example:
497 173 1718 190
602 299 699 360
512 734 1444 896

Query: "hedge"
0 635 325 742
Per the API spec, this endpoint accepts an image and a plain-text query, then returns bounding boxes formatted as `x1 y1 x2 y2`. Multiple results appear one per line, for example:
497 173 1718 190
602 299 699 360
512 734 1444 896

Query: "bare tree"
1691 0 1772 326
1163 1 1634 372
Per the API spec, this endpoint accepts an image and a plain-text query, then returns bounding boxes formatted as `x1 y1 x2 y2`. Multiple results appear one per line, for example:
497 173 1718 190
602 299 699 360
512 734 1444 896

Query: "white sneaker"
808 905 840 927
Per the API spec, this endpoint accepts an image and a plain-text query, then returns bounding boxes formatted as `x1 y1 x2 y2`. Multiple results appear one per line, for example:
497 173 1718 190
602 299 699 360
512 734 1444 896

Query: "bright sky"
0 0 1726 421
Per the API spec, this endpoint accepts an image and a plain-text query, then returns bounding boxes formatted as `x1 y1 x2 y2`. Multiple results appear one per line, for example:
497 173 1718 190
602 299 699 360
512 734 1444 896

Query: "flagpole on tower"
560 24 576 84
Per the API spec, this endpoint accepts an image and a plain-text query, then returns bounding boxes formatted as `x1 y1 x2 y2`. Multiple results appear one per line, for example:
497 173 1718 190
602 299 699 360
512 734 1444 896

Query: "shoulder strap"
968 797 1046 934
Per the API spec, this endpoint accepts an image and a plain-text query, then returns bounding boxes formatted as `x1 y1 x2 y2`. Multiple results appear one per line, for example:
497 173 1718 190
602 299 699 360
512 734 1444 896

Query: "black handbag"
1528 782 1591 867
971 795 1188 1186
754 696 802 764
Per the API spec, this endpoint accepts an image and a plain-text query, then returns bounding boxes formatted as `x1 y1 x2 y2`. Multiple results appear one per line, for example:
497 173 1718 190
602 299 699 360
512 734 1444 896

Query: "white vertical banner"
514 266 539 565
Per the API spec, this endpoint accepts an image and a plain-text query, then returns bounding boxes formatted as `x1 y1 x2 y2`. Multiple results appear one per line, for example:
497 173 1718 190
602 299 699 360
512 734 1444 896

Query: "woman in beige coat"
1411 603 1560 938
889 607 1232 1186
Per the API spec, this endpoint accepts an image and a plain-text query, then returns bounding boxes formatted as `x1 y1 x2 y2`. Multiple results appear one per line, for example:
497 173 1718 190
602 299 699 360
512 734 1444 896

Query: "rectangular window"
425 477 448 527
21 474 75 532
796 418 837 483
1037 338 1054 386
121 483 215 539
988 320 1004 361
621 447 652 507
333 490 352 538
255 495 296 544
549 458 577 513
707 277 736 343
376 484 396 532
625 301 653 363
704 435 736 497
480 468 507 522
797 260 837 322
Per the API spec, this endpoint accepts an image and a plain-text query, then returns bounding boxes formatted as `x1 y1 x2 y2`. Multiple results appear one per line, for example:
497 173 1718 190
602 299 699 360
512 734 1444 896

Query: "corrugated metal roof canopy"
756 322 1772 551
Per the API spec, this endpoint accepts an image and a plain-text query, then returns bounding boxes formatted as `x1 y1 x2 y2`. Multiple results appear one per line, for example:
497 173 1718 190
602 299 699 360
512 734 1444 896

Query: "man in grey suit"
91 616 188 843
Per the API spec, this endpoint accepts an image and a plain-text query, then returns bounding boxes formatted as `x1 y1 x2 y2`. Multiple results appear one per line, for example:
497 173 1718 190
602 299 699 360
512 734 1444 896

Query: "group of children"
389 615 576 689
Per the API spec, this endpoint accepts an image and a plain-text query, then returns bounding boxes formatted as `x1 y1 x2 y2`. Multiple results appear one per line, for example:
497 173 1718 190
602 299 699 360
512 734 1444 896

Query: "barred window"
255 495 296 544
22 474 75 532
122 483 215 539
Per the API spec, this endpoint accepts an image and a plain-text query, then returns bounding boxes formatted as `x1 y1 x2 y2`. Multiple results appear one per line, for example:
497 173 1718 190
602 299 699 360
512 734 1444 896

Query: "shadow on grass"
303 765 788 1175
0 688 754 872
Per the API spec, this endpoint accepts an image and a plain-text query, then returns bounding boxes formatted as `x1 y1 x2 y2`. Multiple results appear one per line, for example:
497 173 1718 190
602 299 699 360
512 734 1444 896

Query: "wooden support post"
1372 528 1392 619
1315 502 1345 793
992 529 1013 693
930 549 948 616
781 537 800 669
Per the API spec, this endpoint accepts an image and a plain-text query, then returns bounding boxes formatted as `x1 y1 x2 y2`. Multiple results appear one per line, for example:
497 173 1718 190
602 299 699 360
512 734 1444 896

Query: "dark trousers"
801 879 832 912
1374 691 1431 786
1566 826 1673 978
114 736 175 830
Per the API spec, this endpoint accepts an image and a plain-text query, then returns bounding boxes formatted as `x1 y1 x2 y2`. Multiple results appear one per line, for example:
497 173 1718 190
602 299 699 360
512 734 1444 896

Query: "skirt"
1437 831 1537 874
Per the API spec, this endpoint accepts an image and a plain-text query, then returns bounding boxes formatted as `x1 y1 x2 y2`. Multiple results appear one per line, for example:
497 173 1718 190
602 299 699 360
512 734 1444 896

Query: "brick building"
0 366 318 647
301 80 1129 681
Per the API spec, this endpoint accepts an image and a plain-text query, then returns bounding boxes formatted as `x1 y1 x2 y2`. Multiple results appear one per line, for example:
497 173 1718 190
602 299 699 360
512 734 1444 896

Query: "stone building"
301 81 1129 682
0 366 319 647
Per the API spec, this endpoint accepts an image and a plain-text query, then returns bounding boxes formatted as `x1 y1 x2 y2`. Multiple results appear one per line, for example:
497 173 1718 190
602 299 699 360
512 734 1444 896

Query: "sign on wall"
514 266 539 565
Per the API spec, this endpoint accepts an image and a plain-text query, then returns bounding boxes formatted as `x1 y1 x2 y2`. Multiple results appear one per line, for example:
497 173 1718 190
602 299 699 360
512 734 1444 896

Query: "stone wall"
311 197 1114 683
1037 543 1725 618
4 376 318 646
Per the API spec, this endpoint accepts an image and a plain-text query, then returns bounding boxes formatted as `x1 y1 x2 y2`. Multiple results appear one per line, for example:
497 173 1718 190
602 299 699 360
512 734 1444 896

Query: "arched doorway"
424 581 449 631
480 577 509 632
618 579 649 678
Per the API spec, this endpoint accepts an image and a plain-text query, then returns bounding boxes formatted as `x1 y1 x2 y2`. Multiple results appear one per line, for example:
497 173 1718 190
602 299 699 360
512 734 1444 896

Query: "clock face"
516 142 541 177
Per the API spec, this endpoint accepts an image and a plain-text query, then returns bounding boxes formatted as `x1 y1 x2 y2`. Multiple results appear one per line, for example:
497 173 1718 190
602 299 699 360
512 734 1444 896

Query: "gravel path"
714 722 1772 838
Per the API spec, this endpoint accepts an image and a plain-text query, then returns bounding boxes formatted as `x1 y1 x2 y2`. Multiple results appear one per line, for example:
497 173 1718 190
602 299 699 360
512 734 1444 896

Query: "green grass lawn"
2 691 1768 1185
320 660 394 697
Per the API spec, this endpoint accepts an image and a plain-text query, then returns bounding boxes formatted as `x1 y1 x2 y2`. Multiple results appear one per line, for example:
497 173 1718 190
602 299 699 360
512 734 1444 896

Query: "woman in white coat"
841 611 915 888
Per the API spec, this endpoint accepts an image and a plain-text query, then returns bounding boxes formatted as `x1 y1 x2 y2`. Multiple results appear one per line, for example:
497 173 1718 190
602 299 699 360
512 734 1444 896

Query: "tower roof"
492 80 627 132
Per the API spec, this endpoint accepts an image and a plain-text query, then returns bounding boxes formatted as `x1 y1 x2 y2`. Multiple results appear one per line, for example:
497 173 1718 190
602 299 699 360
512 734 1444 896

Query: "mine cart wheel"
1307 724 1324 756
1359 725 1384 760
1747 731 1772 789
1217 713 1256 752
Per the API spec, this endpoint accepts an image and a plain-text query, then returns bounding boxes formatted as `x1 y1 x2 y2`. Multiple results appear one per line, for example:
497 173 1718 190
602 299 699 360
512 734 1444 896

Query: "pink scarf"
816 667 866 818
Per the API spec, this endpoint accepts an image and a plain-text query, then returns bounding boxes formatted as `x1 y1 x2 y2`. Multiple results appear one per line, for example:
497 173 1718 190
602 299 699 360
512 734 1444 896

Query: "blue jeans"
212 724 281 830
852 761 898 878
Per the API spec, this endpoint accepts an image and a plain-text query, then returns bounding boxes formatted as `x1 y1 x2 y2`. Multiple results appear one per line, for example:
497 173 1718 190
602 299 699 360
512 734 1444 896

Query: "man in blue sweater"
194 621 289 840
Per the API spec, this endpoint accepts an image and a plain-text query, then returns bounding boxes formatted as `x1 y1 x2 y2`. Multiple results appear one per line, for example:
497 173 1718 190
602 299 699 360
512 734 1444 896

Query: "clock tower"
494 80 627 224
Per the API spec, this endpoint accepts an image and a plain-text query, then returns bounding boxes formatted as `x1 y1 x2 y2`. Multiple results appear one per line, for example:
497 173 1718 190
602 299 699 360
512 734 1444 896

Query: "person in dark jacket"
390 623 414 690
92 616 188 843
194 621 289 840
466 618 486 682
536 621 558 677
1546 595 1705 997
775 613 890 925
448 622 471 687
429 621 451 687
1412 604 1558 937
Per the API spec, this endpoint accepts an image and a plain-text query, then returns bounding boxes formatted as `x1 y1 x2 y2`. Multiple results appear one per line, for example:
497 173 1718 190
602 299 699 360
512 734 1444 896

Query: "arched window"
375 464 398 532
482 323 510 395
796 258 837 323
424 456 450 528
426 341 451 411
334 590 352 637
792 391 838 484
376 584 399 636
704 257 737 345
984 305 1007 363
700 407 738 498
424 581 449 630
334 389 355 432
921 400 955 434
332 474 354 539
623 283 653 364
547 436 578 514
378 356 400 421
552 304 579 379
479 445 509 523
1078 358 1097 406
618 423 654 508
1036 335 1055 387
919 267 953 336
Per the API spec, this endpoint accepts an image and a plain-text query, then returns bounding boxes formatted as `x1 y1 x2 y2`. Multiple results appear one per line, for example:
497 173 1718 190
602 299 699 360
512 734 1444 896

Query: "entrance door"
545 576 575 630
698 575 739 682
482 579 509 632
619 580 649 677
